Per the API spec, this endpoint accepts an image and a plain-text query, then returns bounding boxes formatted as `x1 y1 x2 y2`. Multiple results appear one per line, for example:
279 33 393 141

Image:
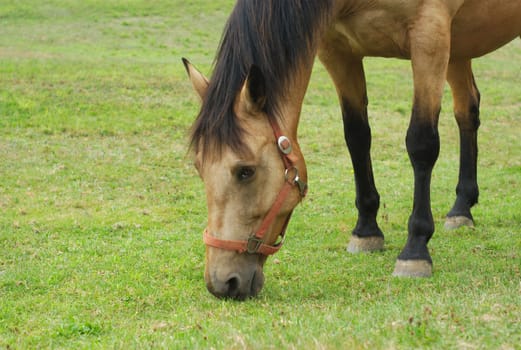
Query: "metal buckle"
277 136 292 155
247 235 263 254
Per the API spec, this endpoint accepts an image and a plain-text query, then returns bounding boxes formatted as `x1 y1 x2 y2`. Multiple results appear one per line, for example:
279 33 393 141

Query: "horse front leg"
393 5 452 277
318 43 384 253
445 60 480 229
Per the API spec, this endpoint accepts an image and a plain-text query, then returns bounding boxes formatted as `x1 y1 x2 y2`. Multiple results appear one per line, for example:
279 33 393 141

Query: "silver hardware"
285 167 299 183
247 235 263 254
295 178 308 197
277 136 292 154
284 166 307 197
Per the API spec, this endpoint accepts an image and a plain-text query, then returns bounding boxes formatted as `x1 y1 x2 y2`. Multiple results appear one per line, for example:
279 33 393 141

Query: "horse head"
184 59 307 299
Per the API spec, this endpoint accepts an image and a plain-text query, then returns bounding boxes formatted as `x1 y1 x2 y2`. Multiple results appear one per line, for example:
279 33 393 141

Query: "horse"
183 0 521 300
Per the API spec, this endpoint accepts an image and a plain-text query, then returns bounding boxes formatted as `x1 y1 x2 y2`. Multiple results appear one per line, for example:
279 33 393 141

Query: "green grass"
1 1 520 348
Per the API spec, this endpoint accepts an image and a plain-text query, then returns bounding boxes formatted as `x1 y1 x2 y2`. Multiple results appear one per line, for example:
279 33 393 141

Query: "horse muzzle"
205 261 265 300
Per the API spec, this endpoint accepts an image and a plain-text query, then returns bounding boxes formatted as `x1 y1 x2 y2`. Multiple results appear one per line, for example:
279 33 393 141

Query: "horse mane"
190 0 333 160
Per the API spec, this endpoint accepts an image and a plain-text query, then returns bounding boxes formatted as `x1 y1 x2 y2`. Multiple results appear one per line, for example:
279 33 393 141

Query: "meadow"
0 1 520 349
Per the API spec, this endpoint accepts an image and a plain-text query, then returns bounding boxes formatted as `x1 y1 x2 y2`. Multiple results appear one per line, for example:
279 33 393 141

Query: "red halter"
203 119 307 255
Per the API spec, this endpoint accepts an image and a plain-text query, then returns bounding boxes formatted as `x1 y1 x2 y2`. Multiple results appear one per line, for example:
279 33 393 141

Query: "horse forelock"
189 0 333 161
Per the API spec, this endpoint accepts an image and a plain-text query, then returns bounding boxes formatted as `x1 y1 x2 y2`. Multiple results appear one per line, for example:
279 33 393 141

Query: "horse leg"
445 60 480 229
318 44 384 253
393 6 451 277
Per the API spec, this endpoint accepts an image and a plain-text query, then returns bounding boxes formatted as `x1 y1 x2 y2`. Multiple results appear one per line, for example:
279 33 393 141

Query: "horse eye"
236 166 256 181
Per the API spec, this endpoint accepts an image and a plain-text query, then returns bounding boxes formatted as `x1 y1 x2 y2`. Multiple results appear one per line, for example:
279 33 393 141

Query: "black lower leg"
399 116 440 262
447 103 480 221
342 98 383 239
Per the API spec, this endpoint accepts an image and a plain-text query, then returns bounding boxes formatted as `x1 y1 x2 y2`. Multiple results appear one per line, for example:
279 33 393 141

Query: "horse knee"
406 123 440 169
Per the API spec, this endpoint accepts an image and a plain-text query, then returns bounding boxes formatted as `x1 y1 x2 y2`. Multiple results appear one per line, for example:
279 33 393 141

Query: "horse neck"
279 60 316 140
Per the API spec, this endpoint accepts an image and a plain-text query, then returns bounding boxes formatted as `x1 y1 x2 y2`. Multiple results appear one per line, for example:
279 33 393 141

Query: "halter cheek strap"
203 119 307 256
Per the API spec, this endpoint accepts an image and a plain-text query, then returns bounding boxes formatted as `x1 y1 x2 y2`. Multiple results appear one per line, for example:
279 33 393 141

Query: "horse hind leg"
318 43 384 253
342 93 385 253
444 60 480 230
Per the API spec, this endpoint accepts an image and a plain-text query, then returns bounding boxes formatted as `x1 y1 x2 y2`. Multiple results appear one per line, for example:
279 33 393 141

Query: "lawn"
0 1 520 349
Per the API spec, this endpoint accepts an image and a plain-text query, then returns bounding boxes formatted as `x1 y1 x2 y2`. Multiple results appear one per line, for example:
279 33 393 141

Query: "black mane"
190 0 333 159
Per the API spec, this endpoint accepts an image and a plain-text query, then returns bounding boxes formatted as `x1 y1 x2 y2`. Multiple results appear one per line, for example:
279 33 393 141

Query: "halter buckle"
247 235 264 254
277 136 292 155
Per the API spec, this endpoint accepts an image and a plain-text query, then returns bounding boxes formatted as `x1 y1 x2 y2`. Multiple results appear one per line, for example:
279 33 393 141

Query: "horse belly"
450 0 521 59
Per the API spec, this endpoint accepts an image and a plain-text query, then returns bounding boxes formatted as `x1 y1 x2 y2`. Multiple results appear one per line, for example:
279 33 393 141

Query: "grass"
1 1 520 348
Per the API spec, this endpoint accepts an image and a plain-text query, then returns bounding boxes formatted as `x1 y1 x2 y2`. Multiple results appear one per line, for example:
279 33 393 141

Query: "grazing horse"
183 0 521 300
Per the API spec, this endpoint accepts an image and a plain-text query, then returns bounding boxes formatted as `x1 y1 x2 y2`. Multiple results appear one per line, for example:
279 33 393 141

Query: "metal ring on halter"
277 136 292 155
285 166 308 197
284 166 299 184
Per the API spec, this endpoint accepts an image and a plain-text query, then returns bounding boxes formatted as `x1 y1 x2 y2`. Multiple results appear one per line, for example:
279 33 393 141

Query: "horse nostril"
226 274 241 297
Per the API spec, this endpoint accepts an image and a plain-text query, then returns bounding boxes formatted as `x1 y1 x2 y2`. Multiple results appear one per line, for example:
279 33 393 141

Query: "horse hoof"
444 216 474 230
347 235 384 253
393 259 432 277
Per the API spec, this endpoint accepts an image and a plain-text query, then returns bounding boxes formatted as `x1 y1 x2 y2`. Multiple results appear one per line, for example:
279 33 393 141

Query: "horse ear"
240 65 267 114
182 58 209 100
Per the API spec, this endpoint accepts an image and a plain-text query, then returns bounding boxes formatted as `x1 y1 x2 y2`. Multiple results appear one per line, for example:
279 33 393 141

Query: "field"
1 1 520 349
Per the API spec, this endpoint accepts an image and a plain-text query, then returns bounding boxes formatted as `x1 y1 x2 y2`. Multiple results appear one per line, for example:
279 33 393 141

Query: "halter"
203 119 308 256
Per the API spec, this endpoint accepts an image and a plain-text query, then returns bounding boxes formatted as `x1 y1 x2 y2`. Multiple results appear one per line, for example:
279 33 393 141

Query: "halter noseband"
203 119 307 256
